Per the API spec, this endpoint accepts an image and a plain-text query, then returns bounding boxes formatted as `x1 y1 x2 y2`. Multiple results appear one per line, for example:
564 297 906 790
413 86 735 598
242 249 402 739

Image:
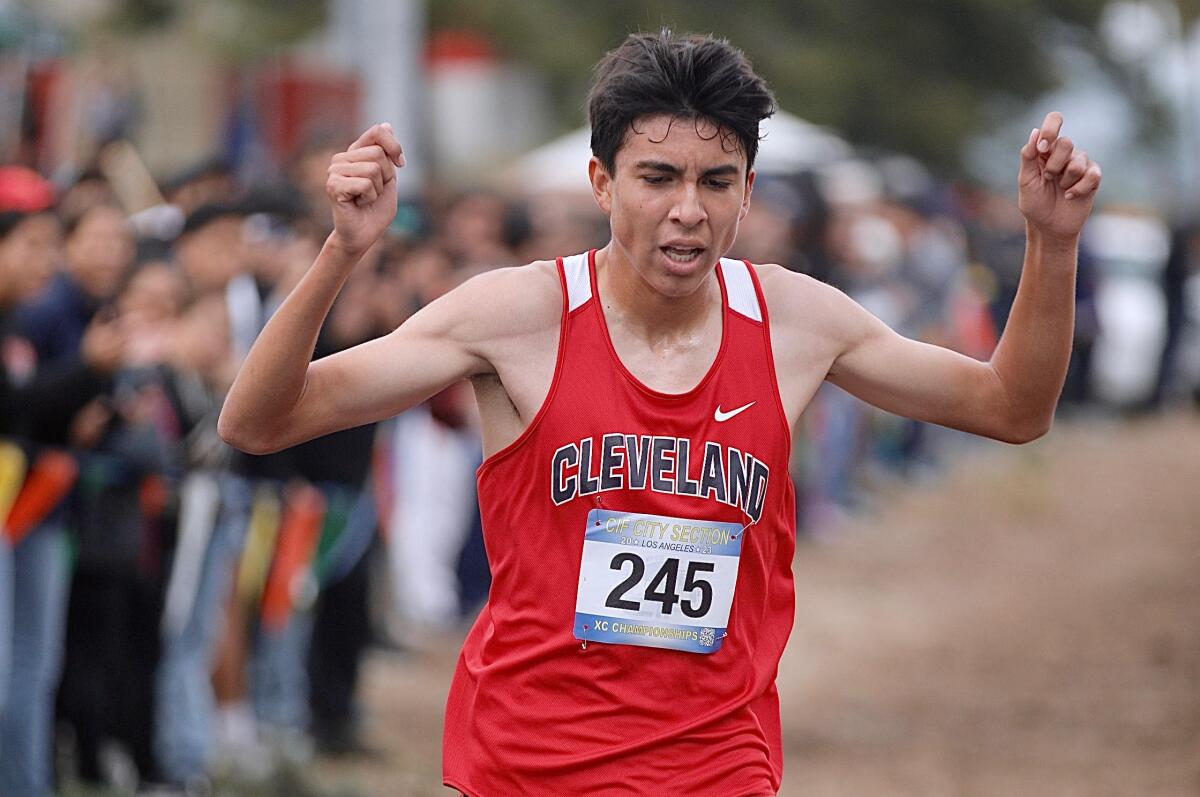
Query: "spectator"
56 261 184 786
2 195 132 797
0 208 61 305
0 173 61 793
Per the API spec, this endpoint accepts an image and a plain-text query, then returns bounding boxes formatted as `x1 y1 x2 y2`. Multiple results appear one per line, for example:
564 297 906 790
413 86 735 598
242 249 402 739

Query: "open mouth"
661 246 705 264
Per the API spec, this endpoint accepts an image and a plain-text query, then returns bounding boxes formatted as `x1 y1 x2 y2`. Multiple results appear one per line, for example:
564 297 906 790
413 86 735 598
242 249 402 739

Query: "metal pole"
1182 8 1199 215
354 0 426 200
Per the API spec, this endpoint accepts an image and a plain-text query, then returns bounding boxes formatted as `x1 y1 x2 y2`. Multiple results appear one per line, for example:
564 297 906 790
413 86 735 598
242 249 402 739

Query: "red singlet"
444 250 796 796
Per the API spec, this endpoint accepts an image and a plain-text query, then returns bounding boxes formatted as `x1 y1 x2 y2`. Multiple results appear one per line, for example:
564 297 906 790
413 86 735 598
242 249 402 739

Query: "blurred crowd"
0 131 1197 795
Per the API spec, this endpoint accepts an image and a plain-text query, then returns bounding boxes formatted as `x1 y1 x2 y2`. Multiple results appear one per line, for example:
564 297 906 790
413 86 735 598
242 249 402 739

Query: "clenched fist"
1018 111 1102 242
327 123 405 255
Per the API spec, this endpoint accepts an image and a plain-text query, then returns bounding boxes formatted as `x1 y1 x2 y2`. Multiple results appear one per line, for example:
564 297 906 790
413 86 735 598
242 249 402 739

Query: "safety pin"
731 511 760 540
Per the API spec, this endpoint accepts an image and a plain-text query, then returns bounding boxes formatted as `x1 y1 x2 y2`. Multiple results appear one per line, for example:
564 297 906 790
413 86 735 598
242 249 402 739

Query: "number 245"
604 554 714 618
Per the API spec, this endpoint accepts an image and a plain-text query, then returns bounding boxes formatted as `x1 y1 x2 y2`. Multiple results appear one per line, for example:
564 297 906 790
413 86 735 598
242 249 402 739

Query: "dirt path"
316 413 1200 796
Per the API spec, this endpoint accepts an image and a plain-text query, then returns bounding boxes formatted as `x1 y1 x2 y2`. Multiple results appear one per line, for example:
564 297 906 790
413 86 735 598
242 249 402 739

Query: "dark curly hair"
587 30 776 176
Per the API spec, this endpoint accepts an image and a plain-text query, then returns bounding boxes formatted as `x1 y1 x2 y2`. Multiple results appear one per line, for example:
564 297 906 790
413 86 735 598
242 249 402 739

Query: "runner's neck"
593 244 722 345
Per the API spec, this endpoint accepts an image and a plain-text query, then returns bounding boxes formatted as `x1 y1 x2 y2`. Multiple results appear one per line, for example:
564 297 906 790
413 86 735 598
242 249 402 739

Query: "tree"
106 0 326 60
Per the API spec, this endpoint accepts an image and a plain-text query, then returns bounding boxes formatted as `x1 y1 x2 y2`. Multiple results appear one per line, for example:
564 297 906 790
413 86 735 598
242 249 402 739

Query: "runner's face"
590 114 754 297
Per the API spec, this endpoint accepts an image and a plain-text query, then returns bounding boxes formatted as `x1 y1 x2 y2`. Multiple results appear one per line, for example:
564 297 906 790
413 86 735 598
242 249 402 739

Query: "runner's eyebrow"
633 161 741 179
635 160 682 174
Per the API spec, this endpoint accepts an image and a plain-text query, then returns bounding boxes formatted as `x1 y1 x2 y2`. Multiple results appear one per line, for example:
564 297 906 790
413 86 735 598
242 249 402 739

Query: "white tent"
754 111 853 174
505 110 852 194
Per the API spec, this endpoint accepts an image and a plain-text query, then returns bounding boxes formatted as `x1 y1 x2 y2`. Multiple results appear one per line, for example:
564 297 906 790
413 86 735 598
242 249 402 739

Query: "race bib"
574 509 743 654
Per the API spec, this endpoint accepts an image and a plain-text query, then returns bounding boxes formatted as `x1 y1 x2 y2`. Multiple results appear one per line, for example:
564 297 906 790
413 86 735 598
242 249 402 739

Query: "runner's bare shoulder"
424 259 562 369
752 262 859 345
752 263 836 324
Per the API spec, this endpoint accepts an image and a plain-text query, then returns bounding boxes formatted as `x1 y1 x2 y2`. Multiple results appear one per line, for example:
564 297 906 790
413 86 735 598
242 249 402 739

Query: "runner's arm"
219 123 488 453
818 232 1077 444
800 113 1101 444
218 241 495 453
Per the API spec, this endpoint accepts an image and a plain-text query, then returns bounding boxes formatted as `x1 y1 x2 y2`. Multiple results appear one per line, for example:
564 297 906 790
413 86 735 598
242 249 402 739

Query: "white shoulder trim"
561 252 592 312
720 258 762 322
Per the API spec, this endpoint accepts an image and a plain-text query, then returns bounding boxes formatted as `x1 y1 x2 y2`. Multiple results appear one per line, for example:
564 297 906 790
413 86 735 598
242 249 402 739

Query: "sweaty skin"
219 111 1100 458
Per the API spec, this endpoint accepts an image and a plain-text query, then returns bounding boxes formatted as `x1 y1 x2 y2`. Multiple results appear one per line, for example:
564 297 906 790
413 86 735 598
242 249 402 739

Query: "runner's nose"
668 185 707 228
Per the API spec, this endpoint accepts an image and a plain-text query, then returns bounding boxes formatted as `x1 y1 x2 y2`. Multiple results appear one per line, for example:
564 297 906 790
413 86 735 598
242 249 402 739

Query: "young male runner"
220 30 1101 796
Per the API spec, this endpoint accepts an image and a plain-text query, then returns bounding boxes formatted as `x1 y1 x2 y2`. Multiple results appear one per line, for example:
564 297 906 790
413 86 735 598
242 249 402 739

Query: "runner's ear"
589 157 613 214
739 168 756 222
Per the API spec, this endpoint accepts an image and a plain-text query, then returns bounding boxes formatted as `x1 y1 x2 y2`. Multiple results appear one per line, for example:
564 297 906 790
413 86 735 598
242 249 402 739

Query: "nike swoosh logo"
714 401 755 422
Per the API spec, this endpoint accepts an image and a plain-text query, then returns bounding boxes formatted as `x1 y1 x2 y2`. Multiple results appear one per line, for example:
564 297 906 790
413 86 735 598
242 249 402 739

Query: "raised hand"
1018 112 1102 241
327 123 405 255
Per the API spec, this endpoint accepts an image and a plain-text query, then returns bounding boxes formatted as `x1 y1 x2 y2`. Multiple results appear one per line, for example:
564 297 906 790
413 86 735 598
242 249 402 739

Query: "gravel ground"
314 412 1200 797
